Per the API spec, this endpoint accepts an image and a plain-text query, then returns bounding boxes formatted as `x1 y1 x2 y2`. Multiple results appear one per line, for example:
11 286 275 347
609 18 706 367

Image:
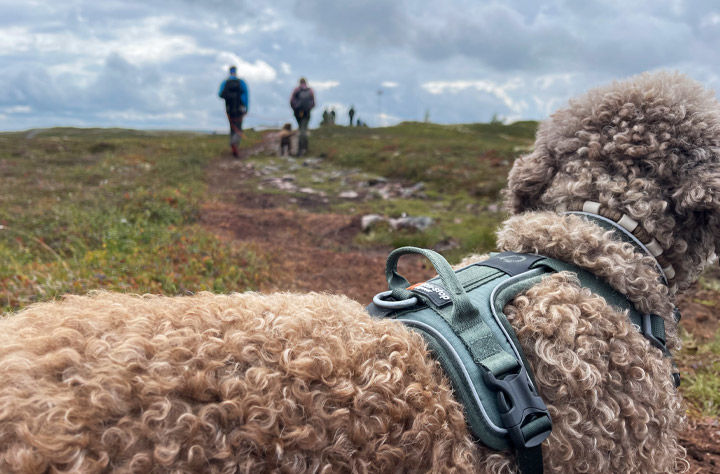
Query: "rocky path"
200 140 436 302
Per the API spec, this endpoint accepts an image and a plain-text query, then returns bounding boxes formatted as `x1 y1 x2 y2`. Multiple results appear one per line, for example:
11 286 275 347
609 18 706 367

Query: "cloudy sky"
2 0 720 131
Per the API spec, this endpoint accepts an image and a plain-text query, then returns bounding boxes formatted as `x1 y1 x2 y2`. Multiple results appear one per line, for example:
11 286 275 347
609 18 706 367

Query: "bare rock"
361 214 386 231
400 182 425 198
389 216 434 231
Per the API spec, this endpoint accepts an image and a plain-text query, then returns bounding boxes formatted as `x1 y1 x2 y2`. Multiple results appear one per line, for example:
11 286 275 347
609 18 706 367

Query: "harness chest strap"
372 248 553 474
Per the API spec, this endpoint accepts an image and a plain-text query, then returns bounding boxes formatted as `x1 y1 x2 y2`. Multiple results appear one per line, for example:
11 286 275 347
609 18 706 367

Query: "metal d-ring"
372 290 418 309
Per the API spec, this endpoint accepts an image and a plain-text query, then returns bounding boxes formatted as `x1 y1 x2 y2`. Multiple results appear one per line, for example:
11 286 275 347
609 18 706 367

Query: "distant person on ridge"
218 66 248 158
348 105 355 126
290 77 315 156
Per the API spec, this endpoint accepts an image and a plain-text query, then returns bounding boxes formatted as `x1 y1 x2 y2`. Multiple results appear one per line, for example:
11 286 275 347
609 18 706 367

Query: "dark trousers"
227 115 243 145
294 110 310 154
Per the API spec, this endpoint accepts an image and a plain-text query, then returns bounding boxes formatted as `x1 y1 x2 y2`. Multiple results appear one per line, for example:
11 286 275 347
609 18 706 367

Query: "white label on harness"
411 281 452 307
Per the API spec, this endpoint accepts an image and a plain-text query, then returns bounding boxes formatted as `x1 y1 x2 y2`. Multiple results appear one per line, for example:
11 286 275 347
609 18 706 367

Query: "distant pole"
377 89 383 126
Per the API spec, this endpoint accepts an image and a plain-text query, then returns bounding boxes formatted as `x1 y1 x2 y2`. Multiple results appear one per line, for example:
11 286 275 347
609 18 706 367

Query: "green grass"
0 129 268 312
679 328 720 417
312 121 535 199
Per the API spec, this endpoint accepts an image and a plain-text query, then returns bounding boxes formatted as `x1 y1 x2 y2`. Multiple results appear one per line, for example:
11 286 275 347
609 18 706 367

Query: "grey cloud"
289 0 709 76
292 0 409 47
1 0 720 131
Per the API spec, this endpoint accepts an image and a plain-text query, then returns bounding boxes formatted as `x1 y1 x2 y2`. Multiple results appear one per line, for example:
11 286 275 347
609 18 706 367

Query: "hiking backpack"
222 78 246 116
294 88 314 112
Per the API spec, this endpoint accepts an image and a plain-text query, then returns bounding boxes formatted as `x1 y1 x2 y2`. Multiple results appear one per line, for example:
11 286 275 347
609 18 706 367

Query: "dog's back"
0 291 480 473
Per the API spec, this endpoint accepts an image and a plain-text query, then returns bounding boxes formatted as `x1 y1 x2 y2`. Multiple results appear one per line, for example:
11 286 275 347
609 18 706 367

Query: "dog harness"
367 245 678 474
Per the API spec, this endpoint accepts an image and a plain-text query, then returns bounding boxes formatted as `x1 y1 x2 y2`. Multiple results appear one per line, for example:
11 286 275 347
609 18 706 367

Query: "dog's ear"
504 146 556 213
672 167 720 214
673 166 720 256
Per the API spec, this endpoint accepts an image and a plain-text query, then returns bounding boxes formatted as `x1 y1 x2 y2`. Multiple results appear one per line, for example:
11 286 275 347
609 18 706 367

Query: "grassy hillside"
0 128 269 310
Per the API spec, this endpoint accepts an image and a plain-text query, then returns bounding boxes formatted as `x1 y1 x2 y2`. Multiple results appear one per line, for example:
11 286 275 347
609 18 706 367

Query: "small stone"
302 158 323 167
389 216 433 231
339 191 359 199
375 187 393 200
400 182 425 198
434 238 460 252
361 214 386 231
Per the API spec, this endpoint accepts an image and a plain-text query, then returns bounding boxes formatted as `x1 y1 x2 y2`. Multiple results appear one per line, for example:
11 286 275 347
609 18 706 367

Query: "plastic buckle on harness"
482 365 552 449
640 313 666 351
640 314 681 388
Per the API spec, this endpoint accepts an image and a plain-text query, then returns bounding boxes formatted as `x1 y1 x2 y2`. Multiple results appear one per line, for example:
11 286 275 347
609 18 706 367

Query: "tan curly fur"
459 212 688 473
505 71 720 292
0 292 478 473
1 71 718 473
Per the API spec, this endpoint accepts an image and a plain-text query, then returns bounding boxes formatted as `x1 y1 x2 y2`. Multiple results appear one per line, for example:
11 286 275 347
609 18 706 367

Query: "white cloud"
97 110 187 121
280 62 292 75
533 73 575 91
701 12 720 27
376 112 400 127
0 26 33 53
381 81 399 88
3 105 31 113
222 24 253 35
310 80 340 91
0 17 213 65
421 78 527 113
216 52 277 82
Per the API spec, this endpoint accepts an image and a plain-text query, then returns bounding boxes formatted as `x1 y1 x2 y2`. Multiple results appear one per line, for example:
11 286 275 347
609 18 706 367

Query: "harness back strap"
378 247 552 473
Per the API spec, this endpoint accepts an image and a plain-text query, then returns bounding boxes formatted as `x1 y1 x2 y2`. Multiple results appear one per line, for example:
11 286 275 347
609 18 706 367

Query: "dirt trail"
201 139 720 473
200 142 435 302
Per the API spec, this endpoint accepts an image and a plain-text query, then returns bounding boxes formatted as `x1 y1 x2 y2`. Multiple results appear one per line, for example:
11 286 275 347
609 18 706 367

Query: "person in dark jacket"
289 77 315 156
218 66 249 158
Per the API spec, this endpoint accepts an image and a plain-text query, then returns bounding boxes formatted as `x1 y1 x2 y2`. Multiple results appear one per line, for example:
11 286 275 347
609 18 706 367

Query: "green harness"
367 246 677 474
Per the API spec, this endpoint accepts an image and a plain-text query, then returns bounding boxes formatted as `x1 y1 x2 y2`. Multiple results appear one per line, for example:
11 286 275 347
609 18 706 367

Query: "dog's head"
505 71 720 291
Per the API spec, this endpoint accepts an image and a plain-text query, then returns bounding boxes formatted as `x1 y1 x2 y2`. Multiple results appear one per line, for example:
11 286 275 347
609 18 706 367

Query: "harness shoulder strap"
533 257 679 386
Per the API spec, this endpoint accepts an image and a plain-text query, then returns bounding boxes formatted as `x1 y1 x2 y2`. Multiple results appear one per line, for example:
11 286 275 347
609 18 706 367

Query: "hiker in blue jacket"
218 66 248 158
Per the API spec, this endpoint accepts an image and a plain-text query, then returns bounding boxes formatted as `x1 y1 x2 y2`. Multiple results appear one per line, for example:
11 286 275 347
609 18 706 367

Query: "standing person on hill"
290 77 315 156
348 105 355 126
218 66 248 158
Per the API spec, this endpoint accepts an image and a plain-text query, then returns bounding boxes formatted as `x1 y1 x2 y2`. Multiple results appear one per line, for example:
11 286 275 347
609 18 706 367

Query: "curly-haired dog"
1 71 719 473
